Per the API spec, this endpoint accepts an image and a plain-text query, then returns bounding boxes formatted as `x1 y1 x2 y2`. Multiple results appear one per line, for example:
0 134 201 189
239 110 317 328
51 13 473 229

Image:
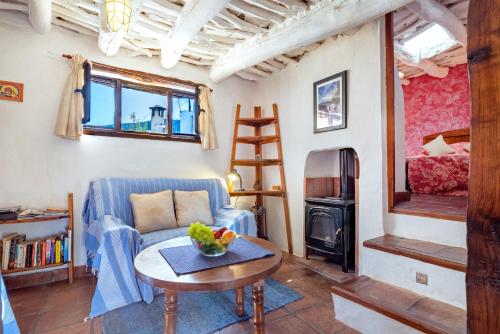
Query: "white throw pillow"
130 190 177 234
174 190 214 227
422 135 455 156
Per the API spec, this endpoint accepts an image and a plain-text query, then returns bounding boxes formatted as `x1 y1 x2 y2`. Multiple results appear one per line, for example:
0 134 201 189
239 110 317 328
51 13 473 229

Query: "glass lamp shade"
105 0 132 32
227 169 244 191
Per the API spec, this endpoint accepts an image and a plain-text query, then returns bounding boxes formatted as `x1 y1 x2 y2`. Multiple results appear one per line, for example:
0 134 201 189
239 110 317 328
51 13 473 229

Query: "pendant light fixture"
105 0 132 32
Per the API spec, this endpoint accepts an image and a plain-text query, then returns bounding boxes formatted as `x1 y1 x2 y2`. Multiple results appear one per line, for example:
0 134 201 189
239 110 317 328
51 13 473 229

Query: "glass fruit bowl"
190 238 233 257
188 223 237 257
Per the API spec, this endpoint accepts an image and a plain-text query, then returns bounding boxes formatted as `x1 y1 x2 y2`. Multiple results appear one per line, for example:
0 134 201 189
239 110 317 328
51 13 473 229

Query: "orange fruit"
222 230 236 241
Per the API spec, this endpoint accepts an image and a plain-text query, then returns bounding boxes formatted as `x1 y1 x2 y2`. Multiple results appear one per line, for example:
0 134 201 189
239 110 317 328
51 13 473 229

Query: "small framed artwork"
0 80 24 102
313 71 347 133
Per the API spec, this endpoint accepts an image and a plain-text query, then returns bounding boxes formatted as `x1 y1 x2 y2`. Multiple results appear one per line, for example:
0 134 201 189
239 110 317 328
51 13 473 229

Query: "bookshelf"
0 193 74 284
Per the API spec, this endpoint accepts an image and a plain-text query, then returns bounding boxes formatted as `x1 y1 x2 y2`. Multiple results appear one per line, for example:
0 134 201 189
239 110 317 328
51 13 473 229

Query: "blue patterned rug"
102 278 302 334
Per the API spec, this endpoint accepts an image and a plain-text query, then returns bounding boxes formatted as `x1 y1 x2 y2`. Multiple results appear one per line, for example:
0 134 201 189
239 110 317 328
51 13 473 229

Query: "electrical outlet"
416 272 428 285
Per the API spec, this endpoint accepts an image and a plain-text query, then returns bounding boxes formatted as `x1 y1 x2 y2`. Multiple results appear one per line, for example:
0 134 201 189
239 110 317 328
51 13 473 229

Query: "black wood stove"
305 148 356 272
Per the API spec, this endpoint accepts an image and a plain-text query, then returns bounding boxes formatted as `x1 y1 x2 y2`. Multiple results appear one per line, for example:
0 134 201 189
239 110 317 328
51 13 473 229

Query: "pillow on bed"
422 135 455 156
450 142 471 154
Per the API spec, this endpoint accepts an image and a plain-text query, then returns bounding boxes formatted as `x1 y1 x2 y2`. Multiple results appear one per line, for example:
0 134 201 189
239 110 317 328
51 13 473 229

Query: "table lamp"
228 169 244 191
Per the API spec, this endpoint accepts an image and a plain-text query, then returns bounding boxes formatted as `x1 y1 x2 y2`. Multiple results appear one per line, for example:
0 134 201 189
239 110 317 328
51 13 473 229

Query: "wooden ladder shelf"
229 104 293 253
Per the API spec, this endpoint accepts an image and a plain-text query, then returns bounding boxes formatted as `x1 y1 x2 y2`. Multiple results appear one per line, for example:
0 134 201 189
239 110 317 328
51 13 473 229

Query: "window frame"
83 65 201 143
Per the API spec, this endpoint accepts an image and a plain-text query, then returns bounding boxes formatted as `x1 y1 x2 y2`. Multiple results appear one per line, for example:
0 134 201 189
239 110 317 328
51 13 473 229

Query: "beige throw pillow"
130 190 177 234
174 190 214 227
422 135 455 156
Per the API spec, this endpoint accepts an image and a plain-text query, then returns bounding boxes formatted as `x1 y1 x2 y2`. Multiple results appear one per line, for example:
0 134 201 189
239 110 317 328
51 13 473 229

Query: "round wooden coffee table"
134 236 282 334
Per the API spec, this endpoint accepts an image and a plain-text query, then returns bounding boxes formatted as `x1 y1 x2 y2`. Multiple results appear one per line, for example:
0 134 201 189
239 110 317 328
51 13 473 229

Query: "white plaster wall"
304 149 340 178
386 213 467 248
0 14 256 266
332 295 422 334
363 248 466 308
252 22 386 277
394 70 406 192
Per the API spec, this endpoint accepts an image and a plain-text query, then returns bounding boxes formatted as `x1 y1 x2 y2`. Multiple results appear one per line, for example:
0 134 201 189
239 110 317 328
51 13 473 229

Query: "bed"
406 129 470 196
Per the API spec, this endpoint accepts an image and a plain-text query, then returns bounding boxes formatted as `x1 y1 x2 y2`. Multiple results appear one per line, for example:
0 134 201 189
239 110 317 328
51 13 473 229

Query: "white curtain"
55 54 87 140
198 86 218 150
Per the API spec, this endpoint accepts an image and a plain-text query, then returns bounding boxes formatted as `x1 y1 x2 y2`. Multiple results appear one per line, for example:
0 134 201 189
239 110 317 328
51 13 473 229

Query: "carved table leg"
164 289 177 334
236 286 245 317
252 280 265 334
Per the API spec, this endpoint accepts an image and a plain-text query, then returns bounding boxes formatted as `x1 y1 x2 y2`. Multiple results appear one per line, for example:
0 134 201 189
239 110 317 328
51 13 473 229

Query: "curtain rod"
62 54 213 92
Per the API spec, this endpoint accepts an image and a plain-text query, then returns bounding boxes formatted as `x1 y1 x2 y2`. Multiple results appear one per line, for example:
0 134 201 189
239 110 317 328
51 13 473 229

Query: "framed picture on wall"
0 80 24 102
313 71 347 133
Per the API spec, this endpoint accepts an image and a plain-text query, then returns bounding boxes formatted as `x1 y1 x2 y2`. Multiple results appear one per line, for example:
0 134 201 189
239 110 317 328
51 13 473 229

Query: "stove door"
305 205 344 252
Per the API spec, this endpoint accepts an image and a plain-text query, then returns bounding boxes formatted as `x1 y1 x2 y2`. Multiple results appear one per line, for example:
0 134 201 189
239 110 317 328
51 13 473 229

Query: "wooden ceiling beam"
210 0 414 82
160 0 230 69
28 0 52 33
275 54 297 64
395 49 449 78
236 71 262 81
273 0 308 11
218 8 267 33
243 0 290 16
406 0 467 46
227 0 285 24
264 59 286 70
257 61 280 72
0 2 28 12
142 0 182 18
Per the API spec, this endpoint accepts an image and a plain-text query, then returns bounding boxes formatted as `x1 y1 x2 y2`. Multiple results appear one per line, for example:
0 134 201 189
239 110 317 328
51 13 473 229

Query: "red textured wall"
403 64 471 156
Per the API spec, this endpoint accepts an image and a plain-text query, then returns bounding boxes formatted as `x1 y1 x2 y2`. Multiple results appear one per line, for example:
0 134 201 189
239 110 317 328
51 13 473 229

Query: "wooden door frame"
466 0 500 332
384 13 466 222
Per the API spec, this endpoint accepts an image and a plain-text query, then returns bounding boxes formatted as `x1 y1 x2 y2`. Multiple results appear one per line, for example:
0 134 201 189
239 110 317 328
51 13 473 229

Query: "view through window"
83 65 199 142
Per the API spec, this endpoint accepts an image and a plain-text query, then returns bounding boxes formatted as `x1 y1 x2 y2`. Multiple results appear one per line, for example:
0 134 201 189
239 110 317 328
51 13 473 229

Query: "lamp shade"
105 0 132 32
227 169 244 191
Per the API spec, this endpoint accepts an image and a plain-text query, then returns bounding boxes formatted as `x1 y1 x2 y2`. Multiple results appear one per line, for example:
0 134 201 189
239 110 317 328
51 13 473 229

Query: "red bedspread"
407 153 469 196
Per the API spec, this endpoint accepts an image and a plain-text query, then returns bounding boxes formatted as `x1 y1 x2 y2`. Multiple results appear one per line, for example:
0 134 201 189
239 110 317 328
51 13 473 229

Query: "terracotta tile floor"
395 194 467 217
8 253 357 334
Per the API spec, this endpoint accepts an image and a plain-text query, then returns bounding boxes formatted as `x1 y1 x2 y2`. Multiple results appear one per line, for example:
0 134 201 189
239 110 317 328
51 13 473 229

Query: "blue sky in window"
89 82 168 128
89 82 114 127
121 87 167 126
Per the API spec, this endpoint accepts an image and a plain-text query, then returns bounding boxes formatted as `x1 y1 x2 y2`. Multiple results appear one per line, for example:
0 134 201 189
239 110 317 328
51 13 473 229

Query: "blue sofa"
83 178 257 317
1 274 20 334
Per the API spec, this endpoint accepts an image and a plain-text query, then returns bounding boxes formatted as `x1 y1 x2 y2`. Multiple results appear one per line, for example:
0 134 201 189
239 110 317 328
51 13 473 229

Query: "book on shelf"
1 232 71 271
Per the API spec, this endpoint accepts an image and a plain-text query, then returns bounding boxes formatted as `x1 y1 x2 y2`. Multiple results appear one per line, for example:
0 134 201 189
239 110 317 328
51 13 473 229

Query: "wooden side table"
134 236 282 334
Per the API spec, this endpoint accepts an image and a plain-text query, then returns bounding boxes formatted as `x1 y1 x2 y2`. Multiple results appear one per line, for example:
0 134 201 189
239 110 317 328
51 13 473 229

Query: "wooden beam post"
385 13 395 212
406 0 467 46
27 0 51 34
466 0 500 332
160 0 230 69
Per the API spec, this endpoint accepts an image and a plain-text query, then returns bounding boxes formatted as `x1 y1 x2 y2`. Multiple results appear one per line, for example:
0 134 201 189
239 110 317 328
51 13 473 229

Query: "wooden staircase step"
236 117 276 126
331 276 466 334
232 159 282 166
364 235 466 272
229 190 283 197
235 136 279 144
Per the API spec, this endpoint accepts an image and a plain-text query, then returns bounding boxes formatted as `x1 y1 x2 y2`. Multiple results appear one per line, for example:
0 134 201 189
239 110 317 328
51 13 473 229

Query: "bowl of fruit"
188 222 237 257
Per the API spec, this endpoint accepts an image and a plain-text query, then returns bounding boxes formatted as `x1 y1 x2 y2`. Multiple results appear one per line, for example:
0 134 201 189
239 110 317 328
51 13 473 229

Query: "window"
400 24 457 61
83 63 200 142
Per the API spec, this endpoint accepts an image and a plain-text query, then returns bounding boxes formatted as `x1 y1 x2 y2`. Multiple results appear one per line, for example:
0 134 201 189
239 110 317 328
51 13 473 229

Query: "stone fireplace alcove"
302 148 359 278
